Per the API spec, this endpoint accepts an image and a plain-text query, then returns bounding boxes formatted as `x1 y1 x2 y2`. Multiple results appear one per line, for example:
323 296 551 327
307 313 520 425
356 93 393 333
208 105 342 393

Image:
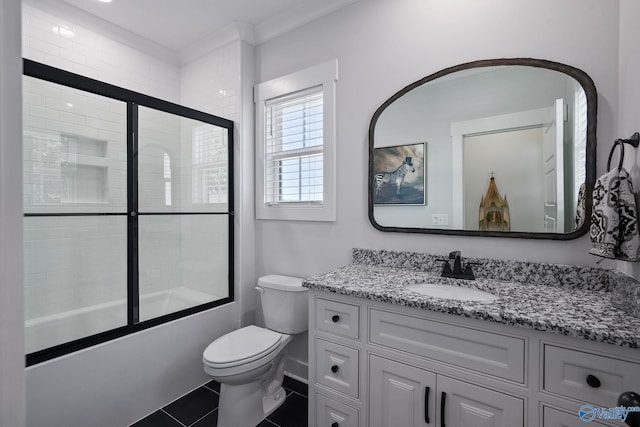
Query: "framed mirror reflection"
368 58 597 239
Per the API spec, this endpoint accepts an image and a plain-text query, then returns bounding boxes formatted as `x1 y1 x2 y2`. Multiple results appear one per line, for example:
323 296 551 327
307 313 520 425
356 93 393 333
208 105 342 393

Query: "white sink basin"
406 283 499 302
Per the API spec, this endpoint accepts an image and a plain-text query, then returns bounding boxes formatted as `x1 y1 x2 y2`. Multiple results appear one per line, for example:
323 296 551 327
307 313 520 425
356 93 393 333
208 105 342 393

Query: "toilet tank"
257 275 308 334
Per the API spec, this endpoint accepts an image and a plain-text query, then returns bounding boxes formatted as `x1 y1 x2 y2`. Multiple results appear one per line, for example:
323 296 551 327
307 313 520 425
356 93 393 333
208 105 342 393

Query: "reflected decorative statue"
479 175 510 232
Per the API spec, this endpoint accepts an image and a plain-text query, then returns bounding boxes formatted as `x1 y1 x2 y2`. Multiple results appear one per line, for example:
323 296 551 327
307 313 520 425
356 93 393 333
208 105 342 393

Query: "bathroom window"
255 60 337 221
23 59 234 365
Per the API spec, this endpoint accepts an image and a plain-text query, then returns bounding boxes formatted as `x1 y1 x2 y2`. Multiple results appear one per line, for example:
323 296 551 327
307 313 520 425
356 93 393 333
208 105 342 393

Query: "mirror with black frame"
368 58 597 239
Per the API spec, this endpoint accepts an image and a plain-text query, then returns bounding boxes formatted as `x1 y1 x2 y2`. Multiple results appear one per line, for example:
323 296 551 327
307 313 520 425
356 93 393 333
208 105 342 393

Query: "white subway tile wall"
179 41 241 122
22 3 239 353
22 4 181 102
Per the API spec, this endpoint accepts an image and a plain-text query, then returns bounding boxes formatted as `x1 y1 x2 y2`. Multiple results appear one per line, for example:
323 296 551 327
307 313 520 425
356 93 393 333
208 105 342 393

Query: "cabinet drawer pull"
586 374 601 388
331 423 339 427
332 315 340 323
440 392 446 427
424 386 431 424
331 365 339 373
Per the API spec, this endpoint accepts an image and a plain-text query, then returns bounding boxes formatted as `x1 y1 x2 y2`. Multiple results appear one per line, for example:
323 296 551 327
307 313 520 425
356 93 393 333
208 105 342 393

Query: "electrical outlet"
432 214 449 226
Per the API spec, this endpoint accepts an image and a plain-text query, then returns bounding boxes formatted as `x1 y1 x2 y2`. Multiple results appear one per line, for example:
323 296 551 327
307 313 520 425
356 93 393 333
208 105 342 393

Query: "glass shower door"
137 106 231 322
23 76 128 353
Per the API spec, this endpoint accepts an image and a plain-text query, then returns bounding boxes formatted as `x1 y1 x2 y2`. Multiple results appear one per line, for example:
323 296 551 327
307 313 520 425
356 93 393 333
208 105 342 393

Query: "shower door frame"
23 59 235 366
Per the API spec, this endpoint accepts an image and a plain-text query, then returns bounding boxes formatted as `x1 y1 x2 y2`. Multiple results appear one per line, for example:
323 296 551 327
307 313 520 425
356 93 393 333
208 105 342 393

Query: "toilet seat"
203 325 283 369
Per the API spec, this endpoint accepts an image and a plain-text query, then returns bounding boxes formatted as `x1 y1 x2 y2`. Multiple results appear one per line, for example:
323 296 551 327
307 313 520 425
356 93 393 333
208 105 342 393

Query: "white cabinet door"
437 376 524 427
369 354 436 427
543 406 609 427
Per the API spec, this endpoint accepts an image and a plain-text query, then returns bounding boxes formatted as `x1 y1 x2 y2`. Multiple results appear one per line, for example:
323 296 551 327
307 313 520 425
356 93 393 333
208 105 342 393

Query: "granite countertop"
303 263 640 349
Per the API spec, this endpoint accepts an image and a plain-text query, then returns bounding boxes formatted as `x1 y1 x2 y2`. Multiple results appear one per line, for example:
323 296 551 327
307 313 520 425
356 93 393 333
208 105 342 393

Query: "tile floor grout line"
161 409 188 427
285 389 307 399
186 408 217 427
203 384 220 394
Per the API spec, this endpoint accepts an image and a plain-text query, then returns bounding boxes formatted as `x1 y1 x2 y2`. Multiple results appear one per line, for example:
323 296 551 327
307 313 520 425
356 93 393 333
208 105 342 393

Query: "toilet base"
216 383 287 427
263 386 287 417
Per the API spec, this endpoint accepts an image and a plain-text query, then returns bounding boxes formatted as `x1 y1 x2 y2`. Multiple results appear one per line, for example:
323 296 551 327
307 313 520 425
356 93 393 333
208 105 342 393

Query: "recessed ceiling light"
97 0 113 3
52 25 75 38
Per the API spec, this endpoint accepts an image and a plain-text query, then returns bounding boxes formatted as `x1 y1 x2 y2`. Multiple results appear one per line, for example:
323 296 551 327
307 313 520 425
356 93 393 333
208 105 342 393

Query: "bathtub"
25 287 221 354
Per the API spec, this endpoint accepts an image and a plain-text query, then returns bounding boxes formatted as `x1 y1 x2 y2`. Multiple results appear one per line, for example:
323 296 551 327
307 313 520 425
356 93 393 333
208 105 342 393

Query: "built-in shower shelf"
61 154 109 168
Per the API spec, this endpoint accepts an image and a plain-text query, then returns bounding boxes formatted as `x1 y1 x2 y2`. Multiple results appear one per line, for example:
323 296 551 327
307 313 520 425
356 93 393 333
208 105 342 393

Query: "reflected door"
543 98 565 232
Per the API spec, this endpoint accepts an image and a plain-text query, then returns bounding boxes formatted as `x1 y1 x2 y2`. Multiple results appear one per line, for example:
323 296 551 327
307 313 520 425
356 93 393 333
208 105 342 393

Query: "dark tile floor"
130 376 308 427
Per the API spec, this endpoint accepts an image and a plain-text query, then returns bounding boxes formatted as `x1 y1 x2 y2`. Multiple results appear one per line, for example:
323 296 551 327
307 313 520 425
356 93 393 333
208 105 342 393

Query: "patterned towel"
590 168 640 261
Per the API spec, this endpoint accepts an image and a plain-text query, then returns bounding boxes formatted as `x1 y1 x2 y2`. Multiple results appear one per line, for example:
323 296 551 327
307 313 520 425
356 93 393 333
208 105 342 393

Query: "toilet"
203 275 308 427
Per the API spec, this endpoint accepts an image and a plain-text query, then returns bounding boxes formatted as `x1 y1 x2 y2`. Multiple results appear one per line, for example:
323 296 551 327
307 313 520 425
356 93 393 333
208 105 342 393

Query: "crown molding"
25 0 359 68
24 0 179 65
178 0 359 65
253 0 358 44
178 22 254 66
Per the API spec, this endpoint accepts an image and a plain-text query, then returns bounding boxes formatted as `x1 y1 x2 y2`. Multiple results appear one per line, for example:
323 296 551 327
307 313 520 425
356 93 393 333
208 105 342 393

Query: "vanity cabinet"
542 406 609 427
368 355 436 426
369 355 523 427
308 291 640 427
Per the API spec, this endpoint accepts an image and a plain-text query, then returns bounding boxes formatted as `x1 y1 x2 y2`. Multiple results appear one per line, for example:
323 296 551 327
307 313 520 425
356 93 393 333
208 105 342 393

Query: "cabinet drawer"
543 344 640 408
542 405 608 427
315 297 360 340
315 338 360 398
369 308 525 382
316 392 359 427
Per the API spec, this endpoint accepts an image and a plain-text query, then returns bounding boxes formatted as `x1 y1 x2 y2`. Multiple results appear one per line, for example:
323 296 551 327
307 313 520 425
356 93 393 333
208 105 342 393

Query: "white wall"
617 0 640 278
255 0 620 282
0 0 26 425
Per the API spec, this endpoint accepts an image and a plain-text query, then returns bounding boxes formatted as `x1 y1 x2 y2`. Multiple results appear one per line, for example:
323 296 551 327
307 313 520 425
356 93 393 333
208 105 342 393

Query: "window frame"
255 60 337 221
23 59 234 366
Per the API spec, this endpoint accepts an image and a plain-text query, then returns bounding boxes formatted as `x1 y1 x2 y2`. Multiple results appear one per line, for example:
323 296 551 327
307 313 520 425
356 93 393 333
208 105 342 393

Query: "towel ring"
607 139 625 172
607 132 640 172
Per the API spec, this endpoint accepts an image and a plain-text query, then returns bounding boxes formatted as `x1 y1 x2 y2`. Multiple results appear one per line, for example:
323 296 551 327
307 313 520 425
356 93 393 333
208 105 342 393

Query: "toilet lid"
203 325 283 368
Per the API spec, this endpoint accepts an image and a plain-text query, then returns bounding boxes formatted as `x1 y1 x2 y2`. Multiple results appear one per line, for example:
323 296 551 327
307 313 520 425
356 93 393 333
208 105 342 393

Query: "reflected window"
574 84 587 204
192 125 228 204
164 153 171 206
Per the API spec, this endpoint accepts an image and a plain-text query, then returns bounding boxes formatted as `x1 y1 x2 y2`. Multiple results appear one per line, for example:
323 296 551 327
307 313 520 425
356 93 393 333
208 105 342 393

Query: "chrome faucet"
440 251 476 280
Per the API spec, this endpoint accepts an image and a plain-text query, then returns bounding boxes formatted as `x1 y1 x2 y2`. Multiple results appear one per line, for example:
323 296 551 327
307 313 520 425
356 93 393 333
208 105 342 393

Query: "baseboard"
284 357 308 383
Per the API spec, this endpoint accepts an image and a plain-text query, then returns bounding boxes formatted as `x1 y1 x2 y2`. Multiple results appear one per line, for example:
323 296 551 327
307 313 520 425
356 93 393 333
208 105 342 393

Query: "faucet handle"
437 259 452 274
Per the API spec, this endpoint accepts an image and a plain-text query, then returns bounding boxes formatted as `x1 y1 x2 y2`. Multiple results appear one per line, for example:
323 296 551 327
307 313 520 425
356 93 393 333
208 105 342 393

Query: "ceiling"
59 0 356 52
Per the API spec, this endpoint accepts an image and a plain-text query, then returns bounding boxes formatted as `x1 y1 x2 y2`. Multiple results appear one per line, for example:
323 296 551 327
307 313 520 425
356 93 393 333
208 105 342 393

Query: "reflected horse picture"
373 142 425 205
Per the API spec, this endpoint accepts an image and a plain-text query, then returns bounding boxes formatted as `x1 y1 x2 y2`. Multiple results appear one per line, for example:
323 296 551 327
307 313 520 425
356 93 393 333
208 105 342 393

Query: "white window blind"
264 86 324 207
